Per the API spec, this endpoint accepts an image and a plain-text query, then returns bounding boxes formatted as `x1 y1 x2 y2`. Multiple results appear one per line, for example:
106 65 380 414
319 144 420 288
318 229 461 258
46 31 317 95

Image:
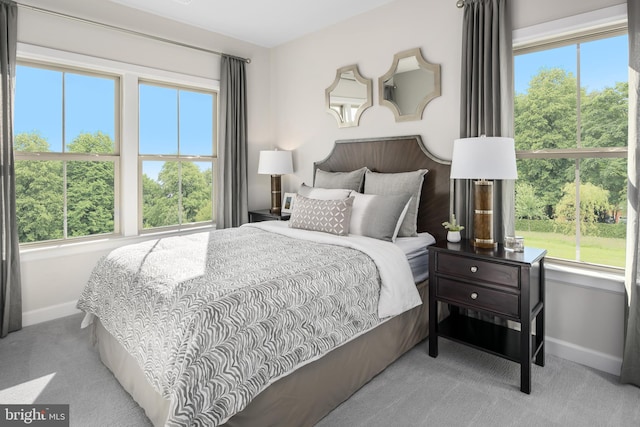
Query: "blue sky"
14 66 115 151
139 83 213 156
14 68 214 180
515 34 628 94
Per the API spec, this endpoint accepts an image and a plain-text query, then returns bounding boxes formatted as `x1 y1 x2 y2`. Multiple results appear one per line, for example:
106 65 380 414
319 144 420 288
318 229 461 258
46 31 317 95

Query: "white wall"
513 0 624 29
270 0 460 191
269 0 627 375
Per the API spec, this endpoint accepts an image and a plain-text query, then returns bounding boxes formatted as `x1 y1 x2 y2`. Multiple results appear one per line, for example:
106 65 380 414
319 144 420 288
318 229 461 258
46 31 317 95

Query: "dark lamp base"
270 175 282 215
472 180 497 249
472 239 498 249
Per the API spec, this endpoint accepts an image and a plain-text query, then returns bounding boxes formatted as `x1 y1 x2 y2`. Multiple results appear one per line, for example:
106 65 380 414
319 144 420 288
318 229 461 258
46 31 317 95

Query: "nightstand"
248 209 290 223
428 240 546 394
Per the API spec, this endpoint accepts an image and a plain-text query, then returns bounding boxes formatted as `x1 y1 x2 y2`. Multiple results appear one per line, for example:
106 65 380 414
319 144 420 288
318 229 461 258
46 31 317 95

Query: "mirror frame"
378 47 441 122
325 64 373 128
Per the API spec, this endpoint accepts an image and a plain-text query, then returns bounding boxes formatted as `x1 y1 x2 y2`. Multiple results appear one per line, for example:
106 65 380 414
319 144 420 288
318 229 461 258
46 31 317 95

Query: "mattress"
395 232 436 283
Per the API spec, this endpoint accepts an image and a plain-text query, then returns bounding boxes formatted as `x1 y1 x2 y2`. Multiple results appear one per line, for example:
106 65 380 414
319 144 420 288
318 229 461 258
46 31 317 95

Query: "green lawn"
515 230 626 268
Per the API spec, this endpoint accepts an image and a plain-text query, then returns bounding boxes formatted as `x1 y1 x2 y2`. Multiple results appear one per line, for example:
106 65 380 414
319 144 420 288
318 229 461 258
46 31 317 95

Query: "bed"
77 135 451 427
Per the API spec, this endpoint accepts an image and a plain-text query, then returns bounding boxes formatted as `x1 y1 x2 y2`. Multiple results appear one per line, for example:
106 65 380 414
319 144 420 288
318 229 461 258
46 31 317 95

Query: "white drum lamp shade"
258 150 294 175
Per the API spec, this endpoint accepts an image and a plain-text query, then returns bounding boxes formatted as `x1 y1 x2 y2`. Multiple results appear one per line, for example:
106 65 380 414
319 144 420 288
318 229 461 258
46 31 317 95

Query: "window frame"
513 23 628 271
14 60 122 246
137 80 218 233
16 43 220 256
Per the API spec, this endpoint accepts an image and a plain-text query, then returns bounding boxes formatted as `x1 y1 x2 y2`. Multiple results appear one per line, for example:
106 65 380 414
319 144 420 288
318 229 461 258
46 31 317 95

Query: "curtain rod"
17 3 251 63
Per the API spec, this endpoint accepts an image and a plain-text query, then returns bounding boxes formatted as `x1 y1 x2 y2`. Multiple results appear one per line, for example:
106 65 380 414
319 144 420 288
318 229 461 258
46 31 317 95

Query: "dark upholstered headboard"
314 135 451 242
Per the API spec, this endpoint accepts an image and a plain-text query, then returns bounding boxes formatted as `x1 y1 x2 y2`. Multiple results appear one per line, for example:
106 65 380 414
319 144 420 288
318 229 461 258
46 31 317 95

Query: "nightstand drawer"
436 277 519 318
436 253 519 288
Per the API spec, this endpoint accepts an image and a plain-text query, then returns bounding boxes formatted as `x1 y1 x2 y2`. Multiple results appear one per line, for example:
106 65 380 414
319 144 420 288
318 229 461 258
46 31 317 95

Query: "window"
514 29 628 268
329 103 359 123
139 82 216 230
14 63 119 244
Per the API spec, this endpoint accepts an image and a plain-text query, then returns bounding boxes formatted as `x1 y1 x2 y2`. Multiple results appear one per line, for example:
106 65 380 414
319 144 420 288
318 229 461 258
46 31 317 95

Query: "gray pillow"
289 194 354 236
364 169 428 237
314 167 368 192
298 183 352 200
350 192 412 242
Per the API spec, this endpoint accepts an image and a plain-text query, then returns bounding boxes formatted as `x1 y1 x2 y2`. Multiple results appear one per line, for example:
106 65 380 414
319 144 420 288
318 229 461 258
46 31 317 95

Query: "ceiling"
109 0 396 48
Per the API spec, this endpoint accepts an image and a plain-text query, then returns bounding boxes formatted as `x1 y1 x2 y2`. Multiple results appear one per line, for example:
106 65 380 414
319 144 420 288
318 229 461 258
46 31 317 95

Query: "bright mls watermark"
0 405 69 426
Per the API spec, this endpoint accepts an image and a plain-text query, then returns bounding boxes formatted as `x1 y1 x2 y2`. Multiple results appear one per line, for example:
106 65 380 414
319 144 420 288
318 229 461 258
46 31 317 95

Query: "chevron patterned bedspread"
77 225 411 426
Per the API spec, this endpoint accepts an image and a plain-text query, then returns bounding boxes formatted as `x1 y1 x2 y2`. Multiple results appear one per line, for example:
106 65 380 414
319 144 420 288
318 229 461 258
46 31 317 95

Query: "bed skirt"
94 280 432 427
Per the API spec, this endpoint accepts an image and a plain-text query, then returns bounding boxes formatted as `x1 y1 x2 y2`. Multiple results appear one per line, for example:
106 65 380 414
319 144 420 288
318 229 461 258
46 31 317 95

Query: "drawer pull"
470 292 478 300
470 266 478 273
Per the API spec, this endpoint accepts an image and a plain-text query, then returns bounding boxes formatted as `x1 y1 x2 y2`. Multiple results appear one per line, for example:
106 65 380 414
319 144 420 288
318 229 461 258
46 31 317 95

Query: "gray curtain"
621 0 640 387
383 84 396 102
216 55 248 228
454 0 515 242
0 0 21 338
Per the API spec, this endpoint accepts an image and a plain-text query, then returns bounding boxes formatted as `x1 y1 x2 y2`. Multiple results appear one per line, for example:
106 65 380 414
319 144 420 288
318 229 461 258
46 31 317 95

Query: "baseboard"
20 302 624 377
22 300 81 327
546 336 622 377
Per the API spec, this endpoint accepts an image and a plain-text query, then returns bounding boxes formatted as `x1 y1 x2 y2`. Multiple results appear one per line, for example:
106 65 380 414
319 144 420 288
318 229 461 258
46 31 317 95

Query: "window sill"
545 260 625 295
19 224 216 262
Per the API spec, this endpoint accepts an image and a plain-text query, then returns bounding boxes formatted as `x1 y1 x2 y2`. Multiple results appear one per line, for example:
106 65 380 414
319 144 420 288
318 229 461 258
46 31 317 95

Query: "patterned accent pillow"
364 169 428 237
298 183 352 200
314 167 368 192
289 194 354 236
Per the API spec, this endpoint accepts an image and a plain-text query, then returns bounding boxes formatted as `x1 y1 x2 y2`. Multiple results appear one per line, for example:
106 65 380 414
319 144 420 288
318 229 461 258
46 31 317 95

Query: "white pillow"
349 192 412 242
297 183 352 200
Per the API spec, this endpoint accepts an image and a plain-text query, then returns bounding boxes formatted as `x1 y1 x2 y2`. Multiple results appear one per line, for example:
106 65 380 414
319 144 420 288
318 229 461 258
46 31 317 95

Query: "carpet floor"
1 313 639 426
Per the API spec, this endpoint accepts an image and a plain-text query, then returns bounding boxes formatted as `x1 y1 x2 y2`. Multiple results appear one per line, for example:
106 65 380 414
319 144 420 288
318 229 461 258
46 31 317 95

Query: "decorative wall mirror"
378 47 441 122
325 65 372 128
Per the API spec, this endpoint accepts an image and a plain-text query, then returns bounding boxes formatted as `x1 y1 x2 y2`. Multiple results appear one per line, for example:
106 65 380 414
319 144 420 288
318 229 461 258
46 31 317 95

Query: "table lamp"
258 149 293 215
450 136 517 248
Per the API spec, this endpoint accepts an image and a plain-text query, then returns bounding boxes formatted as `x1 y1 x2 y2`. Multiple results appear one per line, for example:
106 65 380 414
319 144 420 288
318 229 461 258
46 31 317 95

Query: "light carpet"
1 313 638 426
